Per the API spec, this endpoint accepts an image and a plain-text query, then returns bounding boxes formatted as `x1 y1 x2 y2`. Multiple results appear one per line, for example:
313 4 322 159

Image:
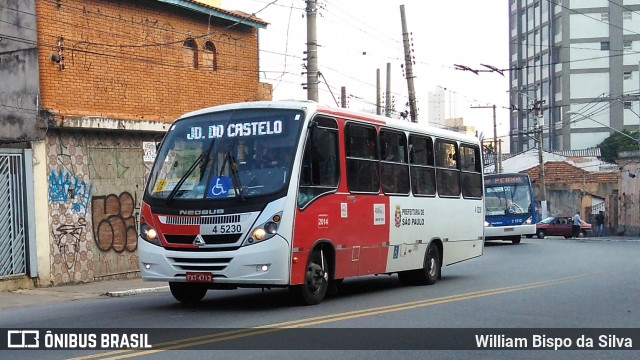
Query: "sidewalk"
0 277 168 310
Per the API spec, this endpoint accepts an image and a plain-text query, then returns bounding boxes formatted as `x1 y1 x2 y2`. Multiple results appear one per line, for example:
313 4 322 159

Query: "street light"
565 111 640 144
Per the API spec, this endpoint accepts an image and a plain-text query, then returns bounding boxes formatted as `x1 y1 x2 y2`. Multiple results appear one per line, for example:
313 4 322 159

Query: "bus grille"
168 257 232 272
164 234 242 245
160 214 248 225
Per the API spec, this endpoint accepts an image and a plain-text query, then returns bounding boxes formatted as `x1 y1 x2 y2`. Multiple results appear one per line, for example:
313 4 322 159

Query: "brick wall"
36 0 262 122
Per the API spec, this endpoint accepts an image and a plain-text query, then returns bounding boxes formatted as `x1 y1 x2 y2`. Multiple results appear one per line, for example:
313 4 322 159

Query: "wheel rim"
305 261 326 295
427 249 437 277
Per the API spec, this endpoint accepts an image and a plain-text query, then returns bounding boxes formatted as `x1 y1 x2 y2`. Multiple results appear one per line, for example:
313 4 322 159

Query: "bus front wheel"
169 282 207 304
292 249 329 305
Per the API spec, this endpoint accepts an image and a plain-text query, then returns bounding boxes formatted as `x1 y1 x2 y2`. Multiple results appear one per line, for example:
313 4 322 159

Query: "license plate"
186 272 213 282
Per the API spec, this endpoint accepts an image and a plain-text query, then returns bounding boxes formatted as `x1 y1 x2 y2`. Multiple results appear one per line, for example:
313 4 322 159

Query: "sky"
224 0 510 148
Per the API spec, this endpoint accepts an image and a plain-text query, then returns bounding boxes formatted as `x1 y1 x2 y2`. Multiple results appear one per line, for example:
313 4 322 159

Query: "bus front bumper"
138 236 291 286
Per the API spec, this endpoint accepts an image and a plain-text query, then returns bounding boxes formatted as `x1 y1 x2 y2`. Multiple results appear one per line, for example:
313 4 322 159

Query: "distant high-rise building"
428 87 446 127
509 1 640 152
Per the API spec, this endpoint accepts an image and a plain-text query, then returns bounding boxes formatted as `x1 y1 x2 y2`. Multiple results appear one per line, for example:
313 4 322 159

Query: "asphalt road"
1 237 638 359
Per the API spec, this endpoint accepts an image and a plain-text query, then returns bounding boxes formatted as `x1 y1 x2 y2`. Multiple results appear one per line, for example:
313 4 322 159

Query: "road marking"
68 274 586 359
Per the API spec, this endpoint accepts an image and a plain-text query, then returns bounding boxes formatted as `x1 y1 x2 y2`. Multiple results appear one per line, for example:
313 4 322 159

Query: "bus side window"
435 139 460 197
345 123 379 193
460 144 482 198
409 135 436 196
380 130 409 195
298 117 339 208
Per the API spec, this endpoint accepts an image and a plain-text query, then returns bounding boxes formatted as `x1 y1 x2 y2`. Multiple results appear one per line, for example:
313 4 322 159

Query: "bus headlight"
244 212 282 246
139 217 161 246
484 221 492 227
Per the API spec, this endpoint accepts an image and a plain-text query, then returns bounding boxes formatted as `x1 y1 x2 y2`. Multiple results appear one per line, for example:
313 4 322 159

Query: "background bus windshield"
147 108 305 200
485 184 531 217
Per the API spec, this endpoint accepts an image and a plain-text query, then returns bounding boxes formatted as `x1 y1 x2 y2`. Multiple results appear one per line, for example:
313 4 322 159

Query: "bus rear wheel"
169 282 208 304
417 243 441 285
399 243 440 286
291 250 329 305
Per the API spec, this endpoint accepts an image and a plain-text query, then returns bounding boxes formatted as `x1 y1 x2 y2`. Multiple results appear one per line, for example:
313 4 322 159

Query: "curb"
105 286 169 297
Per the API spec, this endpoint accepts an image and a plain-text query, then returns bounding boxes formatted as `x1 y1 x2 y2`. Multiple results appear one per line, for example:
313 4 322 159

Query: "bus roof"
180 100 480 144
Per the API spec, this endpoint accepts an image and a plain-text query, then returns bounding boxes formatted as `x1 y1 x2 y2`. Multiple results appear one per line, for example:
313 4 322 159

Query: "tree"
597 130 640 163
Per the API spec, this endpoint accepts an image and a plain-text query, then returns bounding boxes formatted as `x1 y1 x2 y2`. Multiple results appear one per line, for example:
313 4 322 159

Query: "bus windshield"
485 183 532 216
146 108 305 200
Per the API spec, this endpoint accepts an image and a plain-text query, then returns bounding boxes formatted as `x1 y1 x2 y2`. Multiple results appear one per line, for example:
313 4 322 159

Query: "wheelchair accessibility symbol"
207 176 231 198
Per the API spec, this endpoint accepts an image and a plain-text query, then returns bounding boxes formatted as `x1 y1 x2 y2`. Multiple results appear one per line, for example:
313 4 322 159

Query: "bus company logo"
395 205 402 228
193 234 206 246
7 330 40 348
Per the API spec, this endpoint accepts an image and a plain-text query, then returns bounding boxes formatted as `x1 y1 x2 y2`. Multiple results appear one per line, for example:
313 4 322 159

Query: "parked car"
536 216 592 239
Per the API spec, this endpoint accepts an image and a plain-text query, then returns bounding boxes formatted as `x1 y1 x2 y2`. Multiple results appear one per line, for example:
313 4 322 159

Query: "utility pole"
471 104 498 173
385 63 391 117
376 69 381 115
537 121 547 217
305 0 319 101
341 86 346 108
400 5 418 122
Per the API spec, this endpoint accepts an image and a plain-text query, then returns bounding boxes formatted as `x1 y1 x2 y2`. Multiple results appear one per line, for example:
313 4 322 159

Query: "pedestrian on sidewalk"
595 210 605 237
572 211 581 238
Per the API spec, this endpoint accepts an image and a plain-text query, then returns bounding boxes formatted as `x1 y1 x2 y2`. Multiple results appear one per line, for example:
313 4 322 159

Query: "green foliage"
597 130 640 162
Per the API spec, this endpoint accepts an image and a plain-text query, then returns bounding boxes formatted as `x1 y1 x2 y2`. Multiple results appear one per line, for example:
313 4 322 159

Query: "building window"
623 11 632 20
203 41 218 71
183 38 198 69
623 40 632 51
601 41 610 51
624 71 632 80
624 102 632 110
601 13 609 22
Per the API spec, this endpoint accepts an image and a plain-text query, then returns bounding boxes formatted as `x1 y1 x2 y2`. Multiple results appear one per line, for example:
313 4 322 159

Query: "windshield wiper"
165 139 215 203
220 150 245 201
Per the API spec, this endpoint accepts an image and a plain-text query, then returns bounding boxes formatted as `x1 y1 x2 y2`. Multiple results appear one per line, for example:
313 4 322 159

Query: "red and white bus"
138 101 484 305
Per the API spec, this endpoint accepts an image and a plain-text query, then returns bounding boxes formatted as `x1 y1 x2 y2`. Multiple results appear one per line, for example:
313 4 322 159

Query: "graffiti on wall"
51 218 86 270
48 170 93 214
47 131 150 284
91 192 138 253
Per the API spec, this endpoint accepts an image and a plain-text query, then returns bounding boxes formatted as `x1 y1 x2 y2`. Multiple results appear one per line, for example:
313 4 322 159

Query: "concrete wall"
0 0 41 144
618 151 640 236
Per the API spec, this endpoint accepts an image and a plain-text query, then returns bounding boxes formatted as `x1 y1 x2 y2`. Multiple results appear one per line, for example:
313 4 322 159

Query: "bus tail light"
524 217 532 225
139 216 161 246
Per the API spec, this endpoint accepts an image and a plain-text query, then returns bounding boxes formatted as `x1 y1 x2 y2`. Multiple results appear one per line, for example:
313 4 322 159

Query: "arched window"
203 41 218 71
183 38 198 69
